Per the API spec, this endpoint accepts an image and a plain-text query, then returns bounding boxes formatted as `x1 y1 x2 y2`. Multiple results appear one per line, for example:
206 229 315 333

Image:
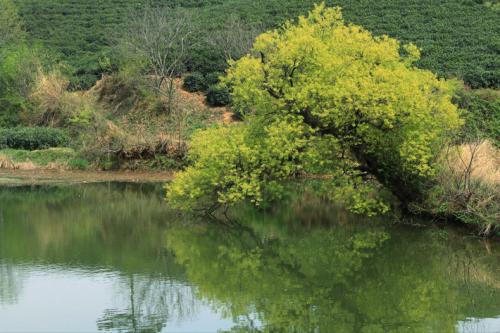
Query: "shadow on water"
0 183 499 332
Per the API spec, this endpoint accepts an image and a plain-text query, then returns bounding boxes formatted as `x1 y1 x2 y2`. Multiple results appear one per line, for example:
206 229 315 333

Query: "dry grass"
0 148 77 171
28 70 69 126
0 155 15 169
26 69 100 129
84 76 226 161
429 140 500 235
0 155 55 170
31 70 68 109
450 140 500 185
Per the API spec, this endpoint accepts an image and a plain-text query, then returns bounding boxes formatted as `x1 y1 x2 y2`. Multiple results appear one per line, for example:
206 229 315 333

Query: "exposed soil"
0 169 173 186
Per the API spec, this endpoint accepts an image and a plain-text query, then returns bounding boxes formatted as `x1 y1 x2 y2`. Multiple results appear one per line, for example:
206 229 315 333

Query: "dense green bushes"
0 0 25 49
13 0 500 89
0 127 70 150
206 85 231 107
455 88 500 146
0 44 49 127
182 72 207 92
183 72 231 107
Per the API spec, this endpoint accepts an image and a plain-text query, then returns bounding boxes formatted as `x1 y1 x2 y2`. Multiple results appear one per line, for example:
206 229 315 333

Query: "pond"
0 183 499 333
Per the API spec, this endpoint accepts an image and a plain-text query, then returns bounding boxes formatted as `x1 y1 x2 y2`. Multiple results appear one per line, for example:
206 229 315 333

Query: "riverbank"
0 169 173 186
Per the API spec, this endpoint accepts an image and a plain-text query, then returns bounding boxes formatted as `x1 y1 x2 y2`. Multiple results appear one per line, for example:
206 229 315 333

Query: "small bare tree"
124 5 194 113
433 137 499 236
210 14 264 61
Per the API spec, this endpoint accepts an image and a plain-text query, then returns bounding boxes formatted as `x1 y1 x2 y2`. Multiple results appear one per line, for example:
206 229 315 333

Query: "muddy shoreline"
0 169 174 186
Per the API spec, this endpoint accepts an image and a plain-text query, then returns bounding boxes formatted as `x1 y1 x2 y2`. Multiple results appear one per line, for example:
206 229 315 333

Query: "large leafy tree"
167 4 461 214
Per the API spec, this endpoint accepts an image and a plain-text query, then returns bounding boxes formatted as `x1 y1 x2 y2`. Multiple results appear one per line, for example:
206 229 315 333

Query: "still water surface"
0 183 499 332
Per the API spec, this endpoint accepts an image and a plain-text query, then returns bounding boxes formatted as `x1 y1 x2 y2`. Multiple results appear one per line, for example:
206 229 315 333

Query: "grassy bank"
0 147 82 170
0 168 173 186
0 74 230 171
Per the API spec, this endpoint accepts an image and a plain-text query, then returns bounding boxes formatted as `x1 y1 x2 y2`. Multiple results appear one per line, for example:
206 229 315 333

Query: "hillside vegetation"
15 0 500 89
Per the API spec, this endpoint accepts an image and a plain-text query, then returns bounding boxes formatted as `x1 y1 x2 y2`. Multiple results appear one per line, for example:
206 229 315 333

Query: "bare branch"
123 4 195 112
209 14 264 61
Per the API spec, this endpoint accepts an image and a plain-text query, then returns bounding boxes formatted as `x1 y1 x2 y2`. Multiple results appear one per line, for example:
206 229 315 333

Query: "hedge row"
0 127 70 150
15 0 500 89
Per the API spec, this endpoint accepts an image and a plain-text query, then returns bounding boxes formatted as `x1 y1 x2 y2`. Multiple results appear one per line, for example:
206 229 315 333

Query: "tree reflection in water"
97 274 199 333
165 197 500 333
0 262 25 305
0 184 498 333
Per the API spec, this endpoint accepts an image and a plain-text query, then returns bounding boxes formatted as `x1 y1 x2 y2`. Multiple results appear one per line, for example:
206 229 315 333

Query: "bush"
454 88 500 146
206 85 231 107
459 90 500 147
0 44 46 127
68 157 90 170
182 72 207 92
205 72 223 86
0 147 76 167
420 140 499 236
28 69 70 127
0 127 70 150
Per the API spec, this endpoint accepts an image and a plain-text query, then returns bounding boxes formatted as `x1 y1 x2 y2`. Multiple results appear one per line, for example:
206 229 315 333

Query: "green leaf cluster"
167 118 309 211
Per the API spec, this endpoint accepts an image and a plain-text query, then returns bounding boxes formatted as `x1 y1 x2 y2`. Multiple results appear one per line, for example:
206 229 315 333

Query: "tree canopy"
167 4 462 214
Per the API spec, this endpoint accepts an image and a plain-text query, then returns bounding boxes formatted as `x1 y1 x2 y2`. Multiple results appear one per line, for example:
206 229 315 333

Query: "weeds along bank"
0 73 227 171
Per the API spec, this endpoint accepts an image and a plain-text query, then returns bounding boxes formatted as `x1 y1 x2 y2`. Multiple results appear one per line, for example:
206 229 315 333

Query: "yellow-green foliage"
167 4 462 214
226 4 461 178
167 118 308 211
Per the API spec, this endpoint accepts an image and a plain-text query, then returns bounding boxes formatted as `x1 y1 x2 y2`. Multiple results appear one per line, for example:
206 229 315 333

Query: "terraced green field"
16 0 500 88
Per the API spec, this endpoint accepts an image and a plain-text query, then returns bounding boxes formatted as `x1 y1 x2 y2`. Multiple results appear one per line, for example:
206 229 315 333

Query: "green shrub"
454 88 500 146
206 85 231 107
182 72 207 92
185 45 227 77
98 155 120 171
0 44 46 127
68 157 90 170
205 72 223 86
0 147 76 166
0 96 24 127
0 127 70 150
144 155 186 170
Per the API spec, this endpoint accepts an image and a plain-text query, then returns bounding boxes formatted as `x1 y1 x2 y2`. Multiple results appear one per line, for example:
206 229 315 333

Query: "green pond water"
0 183 499 333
